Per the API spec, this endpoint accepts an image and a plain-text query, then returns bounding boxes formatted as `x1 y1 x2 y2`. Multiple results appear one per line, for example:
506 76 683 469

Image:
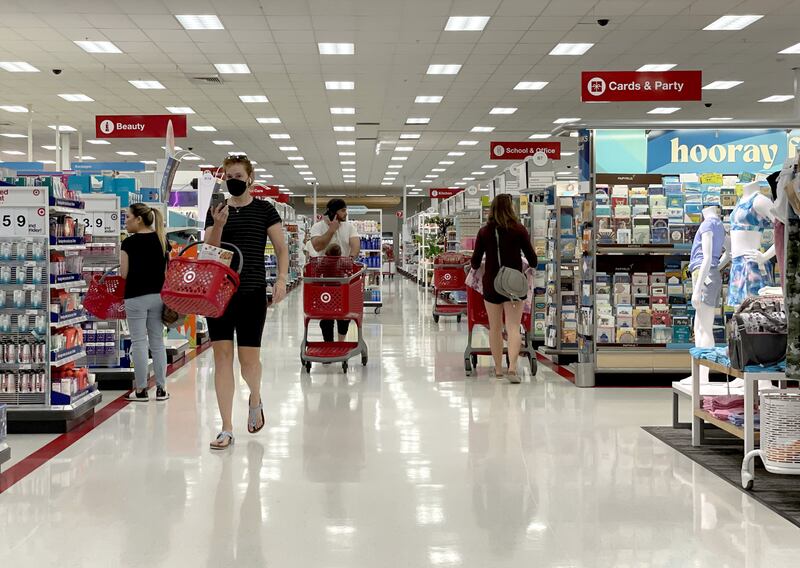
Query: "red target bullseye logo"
183 270 197 284
37 208 45 217
443 273 452 281
320 292 332 303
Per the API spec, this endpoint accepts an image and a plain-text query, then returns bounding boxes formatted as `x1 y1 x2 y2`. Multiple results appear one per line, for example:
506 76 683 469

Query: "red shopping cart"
432 252 469 323
463 285 537 377
84 266 126 320
301 257 368 374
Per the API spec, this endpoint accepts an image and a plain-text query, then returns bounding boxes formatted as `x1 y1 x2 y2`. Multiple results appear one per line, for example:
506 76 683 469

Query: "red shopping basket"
303 258 364 321
84 267 126 320
161 241 242 318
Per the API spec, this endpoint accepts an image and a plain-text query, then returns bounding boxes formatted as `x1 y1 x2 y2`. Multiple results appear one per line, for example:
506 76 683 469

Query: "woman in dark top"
471 194 537 383
204 155 289 450
121 203 170 401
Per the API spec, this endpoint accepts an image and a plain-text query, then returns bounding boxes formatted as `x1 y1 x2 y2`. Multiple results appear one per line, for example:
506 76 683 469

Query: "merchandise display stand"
0 403 8 472
351 209 384 314
1 182 101 433
525 188 549 343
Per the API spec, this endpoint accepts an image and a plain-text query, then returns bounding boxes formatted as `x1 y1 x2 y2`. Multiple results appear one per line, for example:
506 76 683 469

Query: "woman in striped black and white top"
204 155 288 450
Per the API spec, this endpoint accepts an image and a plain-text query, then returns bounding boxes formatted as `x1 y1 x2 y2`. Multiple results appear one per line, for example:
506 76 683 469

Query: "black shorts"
207 288 268 347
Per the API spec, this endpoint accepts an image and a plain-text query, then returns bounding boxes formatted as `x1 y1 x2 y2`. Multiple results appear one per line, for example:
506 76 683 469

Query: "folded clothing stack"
728 411 760 429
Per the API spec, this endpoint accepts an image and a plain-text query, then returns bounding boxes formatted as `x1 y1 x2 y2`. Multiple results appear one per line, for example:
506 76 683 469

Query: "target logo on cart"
444 273 453 281
320 292 332 304
183 270 197 284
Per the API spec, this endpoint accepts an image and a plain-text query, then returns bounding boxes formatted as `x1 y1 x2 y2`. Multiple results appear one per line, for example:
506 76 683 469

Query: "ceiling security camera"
51 69 62 75
597 18 610 26
705 102 712 108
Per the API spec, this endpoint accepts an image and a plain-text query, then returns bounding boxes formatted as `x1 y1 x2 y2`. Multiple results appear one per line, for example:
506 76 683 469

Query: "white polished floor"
1 278 800 567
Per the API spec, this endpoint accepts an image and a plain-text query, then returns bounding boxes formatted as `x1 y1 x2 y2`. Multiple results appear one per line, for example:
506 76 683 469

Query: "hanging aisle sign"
95 114 187 138
429 188 463 199
581 71 702 102
491 141 560 160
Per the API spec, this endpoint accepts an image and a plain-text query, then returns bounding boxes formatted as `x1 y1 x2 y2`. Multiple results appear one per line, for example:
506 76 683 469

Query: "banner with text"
95 114 187 138
581 71 702 102
429 188 463 199
490 141 561 161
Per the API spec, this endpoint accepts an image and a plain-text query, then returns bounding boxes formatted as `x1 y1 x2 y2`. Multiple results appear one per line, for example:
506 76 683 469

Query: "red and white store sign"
429 188 463 199
95 114 188 138
490 141 561 161
581 71 702 102
396 210 404 218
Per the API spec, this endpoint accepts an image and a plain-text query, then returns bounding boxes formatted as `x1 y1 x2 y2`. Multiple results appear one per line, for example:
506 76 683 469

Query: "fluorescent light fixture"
287 156 305 161
239 95 268 103
367 194 387 197
129 80 164 89
0 105 27 113
228 151 246 156
779 43 800 54
420 180 432 183
549 43 593 56
330 107 355 114
74 40 122 54
406 118 430 125
454 182 466 186
162 145 183 151
489 107 517 115
471 126 495 132
391 156 408 161
448 151 465 156
708 117 734 121
214 63 250 74
514 81 549 90
415 95 443 103
325 81 354 90
140 160 158 165
400 133 421 139
462 177 475 181
337 140 355 146
334 126 355 132
292 164 307 169
439 161 454 165
481 164 497 168
703 15 763 31
41 145 57 150
262 175 274 179
116 151 137 156
257 117 281 124
445 16 490 31
270 133 291 139
38 160 56 165
703 80 743 90
339 151 355 156
318 43 354 55
279 146 298 151
396 146 414 152
2 150 24 155
0 133 25 138
432 168 446 172
342 168 356 172
427 64 461 75
166 106 194 114
388 165 403 169
759 95 794 103
183 156 202 161
48 124 76 132
299 171 313 175
425 174 438 178
212 140 233 145
570 132 579 137
340 161 356 165
471 171 485 175
254 168 266 172
458 140 479 146
75 155 95 160
343 174 356 178
381 183 392 186
176 14 224 30
528 133 551 139
636 64 676 72
553 117 580 124
648 107 681 114
190 126 217 134
0 61 39 72
556 171 573 176
560 152 575 157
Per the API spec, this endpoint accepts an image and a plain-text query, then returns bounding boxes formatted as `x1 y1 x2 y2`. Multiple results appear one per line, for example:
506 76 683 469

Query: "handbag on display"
728 295 787 370
492 228 528 302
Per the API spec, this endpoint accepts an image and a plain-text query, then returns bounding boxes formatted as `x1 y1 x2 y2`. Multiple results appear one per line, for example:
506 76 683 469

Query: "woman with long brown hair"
121 203 170 401
470 194 537 383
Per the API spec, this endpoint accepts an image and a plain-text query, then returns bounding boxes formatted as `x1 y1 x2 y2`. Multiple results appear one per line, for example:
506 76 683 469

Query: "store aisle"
1 277 799 567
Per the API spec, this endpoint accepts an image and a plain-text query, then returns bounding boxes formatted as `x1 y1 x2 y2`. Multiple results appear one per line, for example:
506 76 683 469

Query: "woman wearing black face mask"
204 155 289 450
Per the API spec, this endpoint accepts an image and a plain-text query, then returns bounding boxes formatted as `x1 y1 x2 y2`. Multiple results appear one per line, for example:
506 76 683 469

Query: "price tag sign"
82 211 118 235
0 187 47 237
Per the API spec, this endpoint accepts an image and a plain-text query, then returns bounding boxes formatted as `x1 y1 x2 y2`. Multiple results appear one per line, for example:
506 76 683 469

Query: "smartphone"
210 192 226 211
327 209 336 221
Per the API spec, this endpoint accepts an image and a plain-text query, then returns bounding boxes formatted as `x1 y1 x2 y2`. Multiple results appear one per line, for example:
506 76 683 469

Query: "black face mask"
226 178 248 197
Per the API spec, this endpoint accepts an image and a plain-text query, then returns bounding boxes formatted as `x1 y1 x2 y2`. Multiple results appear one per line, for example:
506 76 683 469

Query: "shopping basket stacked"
301 257 368 373
84 266 126 320
161 242 242 318
432 252 469 323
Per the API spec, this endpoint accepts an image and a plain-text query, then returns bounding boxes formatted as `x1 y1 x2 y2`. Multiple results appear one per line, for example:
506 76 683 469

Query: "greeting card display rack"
352 209 384 314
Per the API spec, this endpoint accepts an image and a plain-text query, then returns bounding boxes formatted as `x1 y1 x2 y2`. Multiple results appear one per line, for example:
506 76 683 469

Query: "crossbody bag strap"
494 227 503 268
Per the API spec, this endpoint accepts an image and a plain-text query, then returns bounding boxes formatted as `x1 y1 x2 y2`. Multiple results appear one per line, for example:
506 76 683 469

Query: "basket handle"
177 240 244 274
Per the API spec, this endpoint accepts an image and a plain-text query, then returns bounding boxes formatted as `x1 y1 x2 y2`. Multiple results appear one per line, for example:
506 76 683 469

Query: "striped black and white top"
205 199 282 292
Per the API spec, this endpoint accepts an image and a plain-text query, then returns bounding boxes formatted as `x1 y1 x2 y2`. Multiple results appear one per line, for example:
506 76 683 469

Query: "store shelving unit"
0 403 8 472
525 188 549 343
352 209 384 314
416 212 438 289
1 183 102 433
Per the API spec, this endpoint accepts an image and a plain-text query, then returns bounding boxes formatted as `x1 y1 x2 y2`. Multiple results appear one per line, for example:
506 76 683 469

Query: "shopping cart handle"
176 240 244 274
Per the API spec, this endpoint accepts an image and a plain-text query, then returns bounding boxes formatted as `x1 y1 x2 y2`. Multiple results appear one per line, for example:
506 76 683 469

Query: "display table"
672 380 746 429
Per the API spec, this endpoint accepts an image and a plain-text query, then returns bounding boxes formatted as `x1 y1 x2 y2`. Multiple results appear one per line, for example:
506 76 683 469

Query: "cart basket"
84 266 126 320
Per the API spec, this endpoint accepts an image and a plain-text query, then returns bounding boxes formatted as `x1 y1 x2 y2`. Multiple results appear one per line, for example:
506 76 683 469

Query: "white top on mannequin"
771 156 798 224
730 182 775 263
691 207 727 308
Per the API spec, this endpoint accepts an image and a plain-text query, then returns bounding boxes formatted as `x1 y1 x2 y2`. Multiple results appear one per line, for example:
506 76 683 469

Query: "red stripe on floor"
536 352 576 383
0 343 210 495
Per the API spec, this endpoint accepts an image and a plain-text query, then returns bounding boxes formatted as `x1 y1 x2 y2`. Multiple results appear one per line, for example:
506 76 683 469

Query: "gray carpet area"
643 426 800 528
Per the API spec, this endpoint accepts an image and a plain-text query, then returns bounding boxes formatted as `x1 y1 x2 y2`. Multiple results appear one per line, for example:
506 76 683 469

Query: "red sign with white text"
95 114 187 138
396 210 404 219
490 141 561 161
581 71 702 102
429 188 463 199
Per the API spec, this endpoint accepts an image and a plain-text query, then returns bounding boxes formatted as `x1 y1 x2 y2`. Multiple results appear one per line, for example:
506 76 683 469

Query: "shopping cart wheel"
471 354 478 368
304 362 312 374
529 355 538 376
361 354 368 366
457 315 462 323
342 361 349 373
375 307 381 314
433 314 440 323
464 357 472 375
